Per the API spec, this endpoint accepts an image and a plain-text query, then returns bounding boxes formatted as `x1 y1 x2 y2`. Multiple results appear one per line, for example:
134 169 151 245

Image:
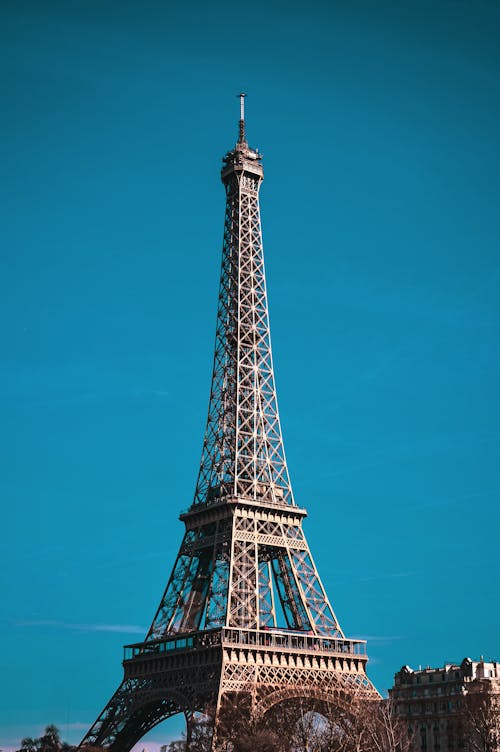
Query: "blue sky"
1 0 499 747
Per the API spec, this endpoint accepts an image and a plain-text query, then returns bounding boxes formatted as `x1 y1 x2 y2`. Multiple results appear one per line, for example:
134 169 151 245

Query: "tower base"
80 627 379 751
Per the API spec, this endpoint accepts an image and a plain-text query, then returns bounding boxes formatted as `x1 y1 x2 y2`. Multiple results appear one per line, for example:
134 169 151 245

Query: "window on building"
421 727 427 750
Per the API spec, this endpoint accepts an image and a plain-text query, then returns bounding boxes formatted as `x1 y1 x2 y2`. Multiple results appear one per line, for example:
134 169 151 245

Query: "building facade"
390 658 500 752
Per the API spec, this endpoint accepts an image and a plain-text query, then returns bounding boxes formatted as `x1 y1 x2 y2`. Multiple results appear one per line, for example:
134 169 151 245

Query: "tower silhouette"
80 96 379 751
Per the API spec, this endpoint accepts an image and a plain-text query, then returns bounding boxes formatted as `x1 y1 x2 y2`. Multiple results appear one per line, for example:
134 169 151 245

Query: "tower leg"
79 678 189 751
184 710 193 749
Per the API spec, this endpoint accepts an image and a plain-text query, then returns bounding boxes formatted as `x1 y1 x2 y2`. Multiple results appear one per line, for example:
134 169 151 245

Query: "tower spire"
196 97 290 507
238 92 246 143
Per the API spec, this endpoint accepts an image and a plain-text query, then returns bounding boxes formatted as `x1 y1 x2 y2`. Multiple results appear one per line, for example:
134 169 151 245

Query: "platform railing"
123 630 219 660
221 628 366 656
123 627 366 661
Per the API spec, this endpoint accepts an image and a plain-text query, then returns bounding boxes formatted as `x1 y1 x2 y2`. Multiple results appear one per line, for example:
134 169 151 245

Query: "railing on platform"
180 493 308 519
221 627 367 656
123 631 219 660
123 627 366 661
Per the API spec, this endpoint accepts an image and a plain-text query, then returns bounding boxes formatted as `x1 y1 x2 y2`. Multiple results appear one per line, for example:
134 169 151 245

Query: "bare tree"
165 693 417 752
361 698 415 752
165 712 215 752
214 693 285 752
166 741 187 752
261 696 363 752
462 687 500 752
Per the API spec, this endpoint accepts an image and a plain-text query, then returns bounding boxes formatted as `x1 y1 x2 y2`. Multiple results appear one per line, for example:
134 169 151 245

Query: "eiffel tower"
80 95 379 751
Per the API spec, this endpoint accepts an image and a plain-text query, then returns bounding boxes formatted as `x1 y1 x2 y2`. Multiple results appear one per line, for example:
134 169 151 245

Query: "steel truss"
80 98 379 752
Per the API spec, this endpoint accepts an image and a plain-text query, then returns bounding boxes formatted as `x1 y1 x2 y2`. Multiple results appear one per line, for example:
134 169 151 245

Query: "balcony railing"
221 628 367 656
124 627 367 661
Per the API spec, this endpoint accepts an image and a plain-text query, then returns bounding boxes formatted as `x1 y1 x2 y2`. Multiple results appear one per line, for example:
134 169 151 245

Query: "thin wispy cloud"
14 619 146 634
58 722 90 732
353 635 406 646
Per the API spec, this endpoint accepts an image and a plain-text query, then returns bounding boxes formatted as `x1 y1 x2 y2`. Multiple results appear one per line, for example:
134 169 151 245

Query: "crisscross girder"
194 143 293 506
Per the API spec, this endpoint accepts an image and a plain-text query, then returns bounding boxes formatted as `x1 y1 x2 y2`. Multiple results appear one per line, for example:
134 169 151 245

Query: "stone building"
390 658 500 752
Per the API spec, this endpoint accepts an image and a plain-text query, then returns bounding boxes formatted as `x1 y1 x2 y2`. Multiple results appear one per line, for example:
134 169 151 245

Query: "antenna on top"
238 92 246 143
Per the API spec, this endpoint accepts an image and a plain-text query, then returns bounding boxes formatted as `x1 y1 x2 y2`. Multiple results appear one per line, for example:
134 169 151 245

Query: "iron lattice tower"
80 96 379 751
